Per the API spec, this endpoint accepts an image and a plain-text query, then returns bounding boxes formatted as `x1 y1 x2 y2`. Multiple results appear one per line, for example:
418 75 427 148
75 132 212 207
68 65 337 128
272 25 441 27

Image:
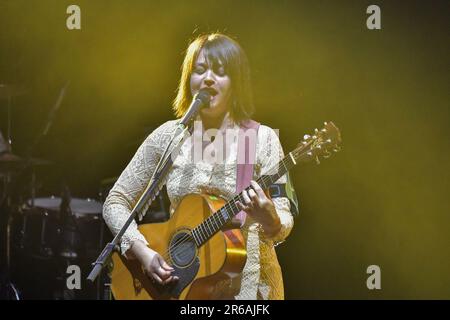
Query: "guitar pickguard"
167 257 200 297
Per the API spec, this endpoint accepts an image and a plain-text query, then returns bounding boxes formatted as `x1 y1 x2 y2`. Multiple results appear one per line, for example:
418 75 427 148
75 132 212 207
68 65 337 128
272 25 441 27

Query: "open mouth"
203 87 218 97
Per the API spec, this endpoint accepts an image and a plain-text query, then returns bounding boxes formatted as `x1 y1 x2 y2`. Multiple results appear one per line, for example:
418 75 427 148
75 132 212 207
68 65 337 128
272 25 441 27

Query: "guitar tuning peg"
302 141 308 146
333 146 341 152
324 121 328 126
307 151 313 157
326 139 332 143
314 128 319 134
321 128 327 133
303 134 311 140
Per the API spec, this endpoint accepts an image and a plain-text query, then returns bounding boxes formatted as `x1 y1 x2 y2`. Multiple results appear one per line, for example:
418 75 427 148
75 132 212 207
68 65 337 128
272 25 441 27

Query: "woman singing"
103 33 296 300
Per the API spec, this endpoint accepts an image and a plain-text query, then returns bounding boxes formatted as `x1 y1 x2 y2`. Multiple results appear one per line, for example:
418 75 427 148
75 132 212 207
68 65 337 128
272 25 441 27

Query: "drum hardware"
0 80 166 299
11 194 108 299
1 82 116 299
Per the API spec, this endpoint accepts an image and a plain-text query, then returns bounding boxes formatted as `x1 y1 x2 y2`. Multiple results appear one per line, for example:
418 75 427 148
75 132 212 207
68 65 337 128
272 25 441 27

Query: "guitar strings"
157 134 329 263
159 156 298 265
141 135 294 261
159 159 292 263
157 161 291 265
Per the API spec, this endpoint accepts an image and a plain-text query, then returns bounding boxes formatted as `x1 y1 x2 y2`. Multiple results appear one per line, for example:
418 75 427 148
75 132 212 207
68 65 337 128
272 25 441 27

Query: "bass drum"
11 197 63 299
13 196 62 259
11 196 107 299
59 198 105 261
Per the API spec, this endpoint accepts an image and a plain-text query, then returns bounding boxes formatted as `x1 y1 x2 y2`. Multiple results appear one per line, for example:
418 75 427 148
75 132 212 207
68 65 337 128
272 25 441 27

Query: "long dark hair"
173 33 254 123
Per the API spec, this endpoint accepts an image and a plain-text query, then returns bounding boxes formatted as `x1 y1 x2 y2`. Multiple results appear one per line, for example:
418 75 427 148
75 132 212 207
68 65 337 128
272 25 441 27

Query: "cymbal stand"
0 171 21 300
0 89 21 299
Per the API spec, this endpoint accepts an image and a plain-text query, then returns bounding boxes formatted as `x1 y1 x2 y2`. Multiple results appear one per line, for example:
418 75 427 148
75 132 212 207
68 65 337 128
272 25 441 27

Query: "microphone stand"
87 95 207 283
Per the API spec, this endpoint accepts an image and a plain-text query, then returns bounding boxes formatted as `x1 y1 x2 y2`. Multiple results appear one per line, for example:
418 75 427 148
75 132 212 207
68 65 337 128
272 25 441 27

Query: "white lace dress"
103 113 294 299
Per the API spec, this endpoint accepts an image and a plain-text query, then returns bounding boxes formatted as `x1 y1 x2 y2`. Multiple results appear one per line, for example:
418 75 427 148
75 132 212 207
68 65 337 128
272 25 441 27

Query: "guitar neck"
192 152 297 247
191 121 342 247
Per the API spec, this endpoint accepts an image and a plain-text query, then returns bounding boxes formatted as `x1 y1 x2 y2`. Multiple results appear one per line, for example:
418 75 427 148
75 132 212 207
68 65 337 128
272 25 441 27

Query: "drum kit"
0 83 170 299
0 84 111 300
0 150 113 300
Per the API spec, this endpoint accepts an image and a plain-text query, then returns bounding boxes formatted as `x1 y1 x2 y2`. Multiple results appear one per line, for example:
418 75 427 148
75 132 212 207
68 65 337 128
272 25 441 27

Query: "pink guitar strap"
235 119 260 227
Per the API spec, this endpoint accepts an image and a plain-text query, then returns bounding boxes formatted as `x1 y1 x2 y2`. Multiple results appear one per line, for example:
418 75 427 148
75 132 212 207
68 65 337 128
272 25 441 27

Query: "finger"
248 188 259 204
251 180 267 199
237 201 249 212
163 276 180 284
162 276 174 285
237 201 254 218
157 255 174 272
156 266 172 279
161 260 175 272
242 190 252 206
151 273 164 285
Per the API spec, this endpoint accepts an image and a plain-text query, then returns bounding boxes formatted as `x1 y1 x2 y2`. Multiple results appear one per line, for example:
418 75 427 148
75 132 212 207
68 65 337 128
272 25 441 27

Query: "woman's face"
190 48 232 119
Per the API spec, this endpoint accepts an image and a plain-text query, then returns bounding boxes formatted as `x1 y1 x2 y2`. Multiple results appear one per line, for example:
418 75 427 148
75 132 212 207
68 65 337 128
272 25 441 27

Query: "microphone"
179 88 211 127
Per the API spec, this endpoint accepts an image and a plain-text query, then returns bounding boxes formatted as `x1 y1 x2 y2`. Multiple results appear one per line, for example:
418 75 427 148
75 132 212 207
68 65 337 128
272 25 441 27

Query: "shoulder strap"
235 119 260 226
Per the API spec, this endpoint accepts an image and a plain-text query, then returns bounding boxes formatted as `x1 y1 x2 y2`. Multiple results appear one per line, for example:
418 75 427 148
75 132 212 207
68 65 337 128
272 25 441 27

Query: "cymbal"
0 152 53 173
0 152 24 172
0 84 27 99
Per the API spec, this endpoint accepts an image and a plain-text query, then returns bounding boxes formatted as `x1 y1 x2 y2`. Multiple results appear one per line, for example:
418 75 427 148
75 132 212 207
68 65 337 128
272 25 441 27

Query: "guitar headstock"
293 121 342 164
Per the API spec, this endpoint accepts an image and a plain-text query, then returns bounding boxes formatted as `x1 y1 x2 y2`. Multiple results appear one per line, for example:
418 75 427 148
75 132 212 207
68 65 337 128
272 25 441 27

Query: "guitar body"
110 193 247 300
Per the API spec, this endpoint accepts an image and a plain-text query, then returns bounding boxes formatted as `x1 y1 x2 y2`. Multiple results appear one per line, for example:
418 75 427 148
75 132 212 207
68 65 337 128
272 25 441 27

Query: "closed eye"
193 65 206 74
193 63 227 76
214 65 226 76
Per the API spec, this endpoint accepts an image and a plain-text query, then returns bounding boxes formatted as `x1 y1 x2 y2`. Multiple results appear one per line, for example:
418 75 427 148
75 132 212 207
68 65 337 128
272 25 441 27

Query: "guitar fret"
191 228 199 246
259 177 267 189
188 123 341 249
236 193 244 205
193 227 201 244
204 220 211 238
196 150 297 247
206 218 214 236
199 226 205 244
212 215 220 231
203 221 210 239
209 216 216 232
213 212 219 226
195 159 289 247
199 223 206 243
234 198 241 212
195 228 202 246
222 206 231 221
216 211 223 225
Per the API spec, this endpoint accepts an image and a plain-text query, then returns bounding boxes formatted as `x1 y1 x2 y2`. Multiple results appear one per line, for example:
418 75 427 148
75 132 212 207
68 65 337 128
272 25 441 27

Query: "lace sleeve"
102 120 177 256
257 125 294 246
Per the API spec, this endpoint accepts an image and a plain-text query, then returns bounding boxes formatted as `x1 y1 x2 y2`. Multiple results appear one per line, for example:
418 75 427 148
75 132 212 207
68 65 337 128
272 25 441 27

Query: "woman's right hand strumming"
129 240 179 285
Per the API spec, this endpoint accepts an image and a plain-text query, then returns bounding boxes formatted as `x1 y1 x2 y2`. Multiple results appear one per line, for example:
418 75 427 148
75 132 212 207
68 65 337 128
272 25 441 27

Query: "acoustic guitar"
110 121 342 299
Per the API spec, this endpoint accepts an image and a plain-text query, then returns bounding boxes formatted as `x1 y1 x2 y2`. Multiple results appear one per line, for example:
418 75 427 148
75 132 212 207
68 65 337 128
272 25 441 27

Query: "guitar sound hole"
169 231 196 268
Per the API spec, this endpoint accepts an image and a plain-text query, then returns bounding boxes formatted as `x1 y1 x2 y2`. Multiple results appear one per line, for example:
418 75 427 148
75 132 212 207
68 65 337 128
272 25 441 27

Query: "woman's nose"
203 70 215 86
